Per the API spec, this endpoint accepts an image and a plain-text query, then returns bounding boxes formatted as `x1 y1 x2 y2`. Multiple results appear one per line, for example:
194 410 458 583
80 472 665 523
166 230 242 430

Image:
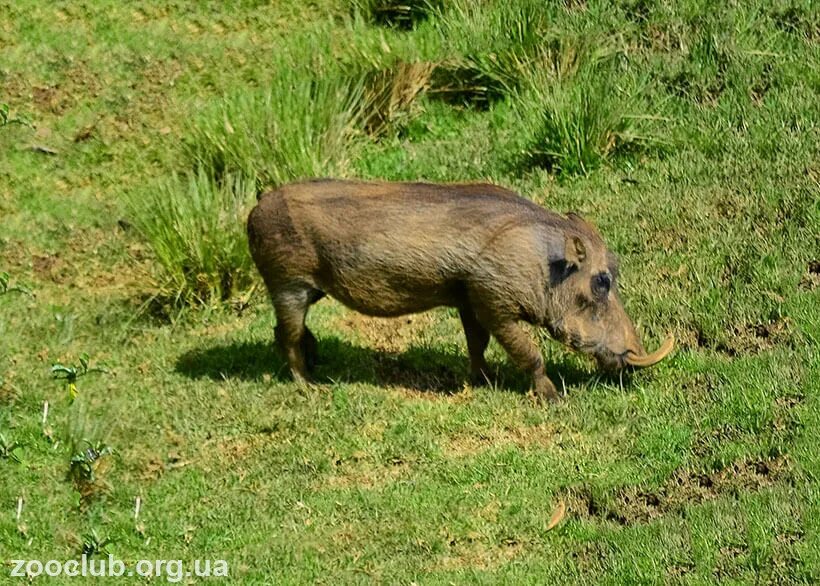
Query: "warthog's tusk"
625 334 675 367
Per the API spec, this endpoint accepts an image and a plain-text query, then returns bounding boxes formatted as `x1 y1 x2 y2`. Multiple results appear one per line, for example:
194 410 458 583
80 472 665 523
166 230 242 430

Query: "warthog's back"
248 180 560 316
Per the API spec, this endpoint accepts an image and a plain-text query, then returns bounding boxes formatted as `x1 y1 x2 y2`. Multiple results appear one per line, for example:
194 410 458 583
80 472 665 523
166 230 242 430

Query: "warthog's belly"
315 266 462 318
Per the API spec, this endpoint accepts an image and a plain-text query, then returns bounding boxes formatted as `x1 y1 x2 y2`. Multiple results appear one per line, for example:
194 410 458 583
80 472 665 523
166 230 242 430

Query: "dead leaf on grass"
546 500 566 531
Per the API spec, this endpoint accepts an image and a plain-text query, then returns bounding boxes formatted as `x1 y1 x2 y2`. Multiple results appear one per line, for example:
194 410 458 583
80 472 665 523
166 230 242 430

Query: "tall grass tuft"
360 60 435 137
522 66 662 177
427 0 552 107
64 403 116 507
137 55 427 306
185 66 365 190
128 172 257 305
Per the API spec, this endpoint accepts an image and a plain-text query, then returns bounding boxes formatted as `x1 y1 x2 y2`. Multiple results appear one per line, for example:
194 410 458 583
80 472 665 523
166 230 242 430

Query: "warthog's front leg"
490 321 559 402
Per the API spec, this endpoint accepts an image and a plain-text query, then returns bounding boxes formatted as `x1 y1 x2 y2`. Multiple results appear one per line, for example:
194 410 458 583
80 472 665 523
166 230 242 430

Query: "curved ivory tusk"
625 334 675 367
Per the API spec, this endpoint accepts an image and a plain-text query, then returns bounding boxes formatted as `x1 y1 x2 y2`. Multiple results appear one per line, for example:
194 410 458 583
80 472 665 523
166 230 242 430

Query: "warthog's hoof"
531 377 560 404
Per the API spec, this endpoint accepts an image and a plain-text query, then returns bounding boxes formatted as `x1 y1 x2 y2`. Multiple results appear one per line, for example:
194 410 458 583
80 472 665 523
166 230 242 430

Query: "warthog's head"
545 213 674 372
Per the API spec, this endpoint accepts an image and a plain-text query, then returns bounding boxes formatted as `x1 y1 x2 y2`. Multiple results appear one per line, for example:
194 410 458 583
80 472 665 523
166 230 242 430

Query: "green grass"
127 172 257 304
184 58 365 190
521 63 661 176
1 0 819 583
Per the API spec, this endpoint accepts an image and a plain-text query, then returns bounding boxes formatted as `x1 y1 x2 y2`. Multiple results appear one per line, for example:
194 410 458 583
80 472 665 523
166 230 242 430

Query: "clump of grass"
127 171 257 305
427 0 552 107
0 271 32 296
81 529 115 557
140 58 380 306
430 36 609 109
0 103 31 128
185 65 364 189
521 66 662 177
360 60 435 137
428 60 511 109
771 5 819 40
351 0 444 29
661 11 772 107
662 23 732 104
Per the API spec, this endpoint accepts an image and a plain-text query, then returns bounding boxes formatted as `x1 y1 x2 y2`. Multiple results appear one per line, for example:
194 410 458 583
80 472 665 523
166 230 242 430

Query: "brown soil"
799 260 820 290
428 534 527 571
321 457 410 490
569 455 792 526
691 317 793 356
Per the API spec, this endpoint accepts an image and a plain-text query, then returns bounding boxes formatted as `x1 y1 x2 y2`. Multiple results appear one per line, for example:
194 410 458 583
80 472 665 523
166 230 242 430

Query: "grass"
359 60 436 138
521 63 662 176
427 0 554 107
184 56 366 190
127 172 258 304
1 0 819 583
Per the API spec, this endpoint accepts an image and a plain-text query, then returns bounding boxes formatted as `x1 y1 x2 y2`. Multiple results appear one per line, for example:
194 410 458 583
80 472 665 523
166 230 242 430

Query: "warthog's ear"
565 234 587 266
546 230 586 286
549 234 587 287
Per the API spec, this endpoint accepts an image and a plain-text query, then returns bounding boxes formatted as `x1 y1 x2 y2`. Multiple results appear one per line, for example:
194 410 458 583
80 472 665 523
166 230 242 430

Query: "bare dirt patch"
322 462 409 490
692 317 793 356
212 433 270 465
730 319 793 354
569 455 792 526
320 453 410 490
32 253 68 284
799 260 820 290
135 453 166 482
0 376 21 404
26 60 103 116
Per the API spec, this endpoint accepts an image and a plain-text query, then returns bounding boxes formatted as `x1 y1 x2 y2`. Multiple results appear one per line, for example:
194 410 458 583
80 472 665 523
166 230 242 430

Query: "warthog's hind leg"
273 286 322 383
301 327 318 371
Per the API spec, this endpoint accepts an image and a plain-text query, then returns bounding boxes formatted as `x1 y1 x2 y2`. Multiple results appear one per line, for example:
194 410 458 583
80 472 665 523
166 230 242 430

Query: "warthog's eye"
591 272 611 299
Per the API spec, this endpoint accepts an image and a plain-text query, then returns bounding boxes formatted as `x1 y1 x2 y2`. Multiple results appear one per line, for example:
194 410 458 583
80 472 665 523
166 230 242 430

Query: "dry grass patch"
444 423 562 457
361 61 435 137
428 535 527 572
319 454 411 490
333 310 436 354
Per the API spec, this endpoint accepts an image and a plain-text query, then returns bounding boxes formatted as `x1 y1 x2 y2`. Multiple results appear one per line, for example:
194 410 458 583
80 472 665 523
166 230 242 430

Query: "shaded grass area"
1 0 819 583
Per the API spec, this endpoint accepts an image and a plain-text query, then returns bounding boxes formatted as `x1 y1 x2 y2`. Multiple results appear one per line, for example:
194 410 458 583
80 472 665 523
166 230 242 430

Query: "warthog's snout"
544 214 675 376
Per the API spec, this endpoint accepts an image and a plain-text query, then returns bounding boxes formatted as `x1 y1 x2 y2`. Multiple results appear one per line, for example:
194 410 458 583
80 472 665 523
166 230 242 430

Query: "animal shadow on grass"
175 336 591 396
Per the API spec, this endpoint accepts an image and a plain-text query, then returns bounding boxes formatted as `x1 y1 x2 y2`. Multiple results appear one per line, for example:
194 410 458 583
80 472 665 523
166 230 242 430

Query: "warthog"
247 179 673 401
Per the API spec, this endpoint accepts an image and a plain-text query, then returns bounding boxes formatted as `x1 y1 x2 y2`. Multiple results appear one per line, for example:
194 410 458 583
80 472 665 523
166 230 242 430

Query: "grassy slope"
1 0 819 583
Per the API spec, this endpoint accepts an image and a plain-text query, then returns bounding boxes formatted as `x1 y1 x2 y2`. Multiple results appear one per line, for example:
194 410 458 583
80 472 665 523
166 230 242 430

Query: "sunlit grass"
0 0 817 583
